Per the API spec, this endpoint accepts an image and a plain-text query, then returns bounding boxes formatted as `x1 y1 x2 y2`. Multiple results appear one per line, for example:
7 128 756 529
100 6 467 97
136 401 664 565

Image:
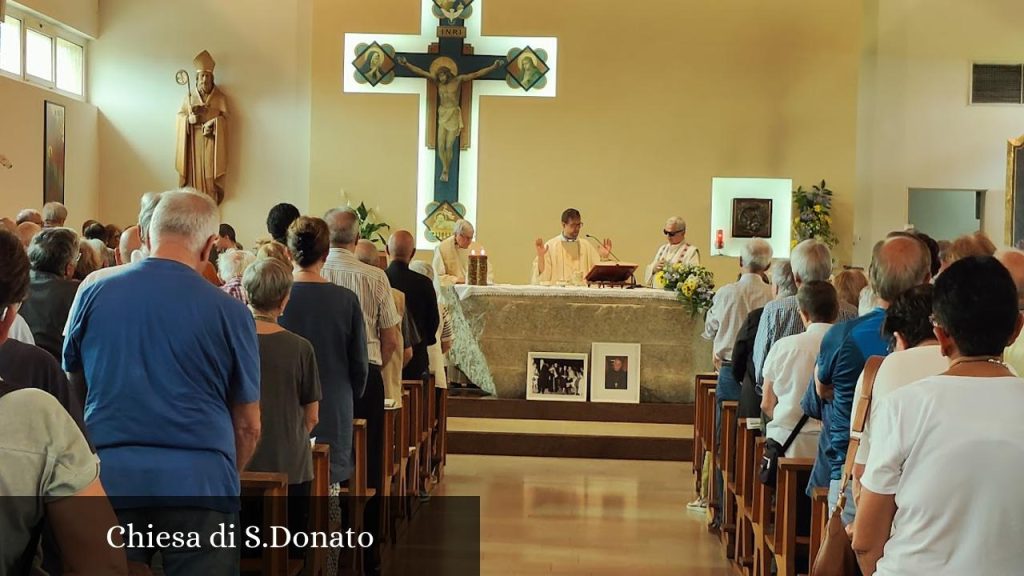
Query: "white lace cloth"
452 284 678 301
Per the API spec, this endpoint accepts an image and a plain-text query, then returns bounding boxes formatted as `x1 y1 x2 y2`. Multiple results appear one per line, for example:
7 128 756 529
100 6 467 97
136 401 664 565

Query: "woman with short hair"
217 248 255 304
853 256 1024 575
243 257 321 556
279 216 368 576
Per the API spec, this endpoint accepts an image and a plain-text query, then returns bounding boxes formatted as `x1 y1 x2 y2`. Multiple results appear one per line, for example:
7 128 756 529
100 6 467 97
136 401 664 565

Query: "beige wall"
11 0 98 38
309 0 863 284
855 0 1024 264
0 77 99 231
90 0 312 244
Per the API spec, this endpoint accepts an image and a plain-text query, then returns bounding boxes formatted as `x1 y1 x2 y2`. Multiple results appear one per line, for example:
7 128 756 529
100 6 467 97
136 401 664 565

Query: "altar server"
644 216 700 286
532 208 612 285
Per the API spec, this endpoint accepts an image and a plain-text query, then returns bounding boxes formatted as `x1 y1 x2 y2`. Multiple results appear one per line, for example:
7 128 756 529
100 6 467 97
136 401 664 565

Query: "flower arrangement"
351 202 390 247
654 263 716 317
793 180 837 248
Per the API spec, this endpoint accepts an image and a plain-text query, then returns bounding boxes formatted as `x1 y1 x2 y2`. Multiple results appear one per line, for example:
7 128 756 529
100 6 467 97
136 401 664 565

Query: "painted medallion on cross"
344 0 558 246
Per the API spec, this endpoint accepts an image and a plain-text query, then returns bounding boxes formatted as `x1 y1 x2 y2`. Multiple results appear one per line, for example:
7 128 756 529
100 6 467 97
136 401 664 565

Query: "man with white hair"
16 208 43 227
752 239 857 391
322 208 401 571
702 238 773 524
644 216 700 286
41 202 67 228
433 219 487 287
63 189 261 574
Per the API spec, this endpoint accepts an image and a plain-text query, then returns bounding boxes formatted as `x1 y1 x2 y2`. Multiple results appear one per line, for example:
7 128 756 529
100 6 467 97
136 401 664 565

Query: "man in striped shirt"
322 207 400 572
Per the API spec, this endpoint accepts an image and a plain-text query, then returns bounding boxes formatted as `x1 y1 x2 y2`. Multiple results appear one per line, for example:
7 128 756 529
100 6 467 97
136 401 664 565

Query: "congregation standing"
699 228 1024 575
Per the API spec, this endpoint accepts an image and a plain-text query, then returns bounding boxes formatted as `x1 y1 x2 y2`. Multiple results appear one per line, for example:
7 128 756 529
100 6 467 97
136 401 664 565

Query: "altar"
442 285 714 403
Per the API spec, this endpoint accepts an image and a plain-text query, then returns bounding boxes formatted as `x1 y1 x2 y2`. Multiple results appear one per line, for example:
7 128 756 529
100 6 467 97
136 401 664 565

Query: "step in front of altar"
447 398 694 461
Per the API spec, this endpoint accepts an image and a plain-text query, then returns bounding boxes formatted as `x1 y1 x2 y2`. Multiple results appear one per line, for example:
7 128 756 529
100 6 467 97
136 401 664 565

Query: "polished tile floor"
435 454 732 575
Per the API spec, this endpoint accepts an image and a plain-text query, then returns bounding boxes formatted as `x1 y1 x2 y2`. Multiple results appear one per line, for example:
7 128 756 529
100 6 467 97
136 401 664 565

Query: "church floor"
434 455 732 576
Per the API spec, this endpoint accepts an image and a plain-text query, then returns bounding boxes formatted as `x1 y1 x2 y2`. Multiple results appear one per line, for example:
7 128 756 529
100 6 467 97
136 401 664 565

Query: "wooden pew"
419 374 435 494
734 418 761 574
810 486 830 569
402 380 424 511
772 458 813 576
693 373 718 491
433 386 449 482
707 389 721 533
307 444 330 576
339 419 375 575
240 472 293 576
382 402 400 544
750 438 771 576
719 400 739 557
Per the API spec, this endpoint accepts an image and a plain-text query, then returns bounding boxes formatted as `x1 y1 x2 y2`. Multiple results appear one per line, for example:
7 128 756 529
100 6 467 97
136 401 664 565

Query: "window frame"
0 7 87 100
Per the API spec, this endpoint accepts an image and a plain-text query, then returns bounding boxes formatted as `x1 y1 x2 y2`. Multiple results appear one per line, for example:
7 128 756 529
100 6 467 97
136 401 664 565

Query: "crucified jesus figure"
397 56 504 182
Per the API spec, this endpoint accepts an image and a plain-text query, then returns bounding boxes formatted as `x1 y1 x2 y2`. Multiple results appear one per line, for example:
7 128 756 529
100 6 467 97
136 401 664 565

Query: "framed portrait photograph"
527 352 589 402
44 101 66 205
590 343 641 404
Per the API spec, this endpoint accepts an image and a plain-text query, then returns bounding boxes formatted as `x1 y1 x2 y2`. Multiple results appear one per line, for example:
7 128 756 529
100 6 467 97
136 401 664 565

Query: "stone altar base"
450 287 714 403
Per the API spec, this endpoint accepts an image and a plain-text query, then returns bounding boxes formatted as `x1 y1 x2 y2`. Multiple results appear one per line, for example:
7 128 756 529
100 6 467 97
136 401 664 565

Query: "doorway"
907 188 985 241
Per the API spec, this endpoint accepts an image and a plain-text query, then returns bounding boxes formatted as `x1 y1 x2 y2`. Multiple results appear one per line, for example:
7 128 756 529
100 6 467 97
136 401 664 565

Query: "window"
25 28 53 81
0 9 86 97
0 15 20 75
55 37 83 94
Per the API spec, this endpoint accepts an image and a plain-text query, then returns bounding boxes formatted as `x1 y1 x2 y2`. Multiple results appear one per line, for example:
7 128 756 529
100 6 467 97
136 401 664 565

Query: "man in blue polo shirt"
64 190 261 575
813 235 931 524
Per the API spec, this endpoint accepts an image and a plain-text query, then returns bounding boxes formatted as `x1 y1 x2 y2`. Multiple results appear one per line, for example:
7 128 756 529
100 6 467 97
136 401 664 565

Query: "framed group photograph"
590 343 641 404
527 352 589 402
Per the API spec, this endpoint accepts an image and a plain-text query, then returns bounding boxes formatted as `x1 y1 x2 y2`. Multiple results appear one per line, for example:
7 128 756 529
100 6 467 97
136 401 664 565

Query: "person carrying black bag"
759 281 840 482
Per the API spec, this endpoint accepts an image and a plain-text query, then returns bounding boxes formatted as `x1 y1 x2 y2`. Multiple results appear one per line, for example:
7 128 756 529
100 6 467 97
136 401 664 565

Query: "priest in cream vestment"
433 219 491 286
532 208 612 285
644 216 701 286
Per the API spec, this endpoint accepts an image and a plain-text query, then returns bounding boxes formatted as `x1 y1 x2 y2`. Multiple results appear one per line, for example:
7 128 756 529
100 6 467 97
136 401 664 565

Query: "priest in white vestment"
644 216 701 286
531 208 612 285
433 219 492 287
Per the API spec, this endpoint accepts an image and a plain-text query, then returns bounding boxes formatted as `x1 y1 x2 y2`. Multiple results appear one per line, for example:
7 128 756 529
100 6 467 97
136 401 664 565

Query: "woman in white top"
850 284 948 483
761 281 838 458
853 256 1024 576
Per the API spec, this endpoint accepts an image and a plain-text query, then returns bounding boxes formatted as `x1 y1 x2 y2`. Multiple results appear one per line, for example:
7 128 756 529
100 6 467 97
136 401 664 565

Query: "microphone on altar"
585 234 621 262
585 234 638 287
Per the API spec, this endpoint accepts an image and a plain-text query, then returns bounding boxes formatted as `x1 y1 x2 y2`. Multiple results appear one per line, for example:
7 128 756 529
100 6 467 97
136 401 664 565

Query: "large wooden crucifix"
344 0 557 246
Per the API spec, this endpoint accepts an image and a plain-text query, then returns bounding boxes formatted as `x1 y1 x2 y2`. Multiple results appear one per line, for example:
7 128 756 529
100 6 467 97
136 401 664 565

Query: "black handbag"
759 413 810 486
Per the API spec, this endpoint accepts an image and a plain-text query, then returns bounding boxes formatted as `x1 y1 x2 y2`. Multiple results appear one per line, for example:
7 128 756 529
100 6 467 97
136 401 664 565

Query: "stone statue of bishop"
175 50 228 204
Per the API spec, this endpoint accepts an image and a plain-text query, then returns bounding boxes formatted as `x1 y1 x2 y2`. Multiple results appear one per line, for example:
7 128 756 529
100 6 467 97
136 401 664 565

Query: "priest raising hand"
534 237 549 258
531 208 611 285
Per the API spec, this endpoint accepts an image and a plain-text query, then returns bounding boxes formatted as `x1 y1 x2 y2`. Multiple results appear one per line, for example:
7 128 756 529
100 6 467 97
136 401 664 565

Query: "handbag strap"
838 355 884 495
779 413 810 454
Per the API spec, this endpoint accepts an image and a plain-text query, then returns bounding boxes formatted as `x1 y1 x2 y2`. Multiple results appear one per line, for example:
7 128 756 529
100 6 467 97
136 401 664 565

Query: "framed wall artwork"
43 101 66 205
731 198 772 238
526 352 589 402
590 343 641 404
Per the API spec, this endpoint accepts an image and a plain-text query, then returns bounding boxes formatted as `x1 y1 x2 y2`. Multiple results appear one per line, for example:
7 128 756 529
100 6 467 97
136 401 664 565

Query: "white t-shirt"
861 375 1024 576
9 314 35 345
851 345 948 465
762 323 828 453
